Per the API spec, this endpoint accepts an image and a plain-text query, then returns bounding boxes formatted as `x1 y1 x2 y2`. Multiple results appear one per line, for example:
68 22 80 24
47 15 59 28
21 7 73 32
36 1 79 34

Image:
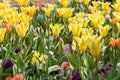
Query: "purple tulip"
15 48 20 54
72 71 81 80
4 59 13 70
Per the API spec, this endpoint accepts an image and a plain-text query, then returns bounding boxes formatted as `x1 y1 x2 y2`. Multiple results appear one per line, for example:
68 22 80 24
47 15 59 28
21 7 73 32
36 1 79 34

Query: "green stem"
96 58 98 80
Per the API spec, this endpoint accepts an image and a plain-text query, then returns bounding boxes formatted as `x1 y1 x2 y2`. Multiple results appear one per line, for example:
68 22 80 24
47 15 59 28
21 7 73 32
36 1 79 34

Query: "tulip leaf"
48 65 60 74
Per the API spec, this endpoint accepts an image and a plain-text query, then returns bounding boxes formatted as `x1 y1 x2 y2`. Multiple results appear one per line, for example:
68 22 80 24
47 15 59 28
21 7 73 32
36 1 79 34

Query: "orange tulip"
111 18 117 24
13 74 23 80
3 23 12 33
6 77 12 80
110 38 120 48
6 74 23 80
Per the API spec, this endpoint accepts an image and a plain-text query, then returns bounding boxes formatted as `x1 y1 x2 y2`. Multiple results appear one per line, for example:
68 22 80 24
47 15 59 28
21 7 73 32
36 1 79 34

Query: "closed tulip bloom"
16 22 29 39
87 36 103 58
99 25 111 38
50 24 64 37
0 28 6 43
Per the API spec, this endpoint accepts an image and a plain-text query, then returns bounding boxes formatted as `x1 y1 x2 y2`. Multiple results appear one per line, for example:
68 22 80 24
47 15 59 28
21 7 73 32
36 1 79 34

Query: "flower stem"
96 58 98 80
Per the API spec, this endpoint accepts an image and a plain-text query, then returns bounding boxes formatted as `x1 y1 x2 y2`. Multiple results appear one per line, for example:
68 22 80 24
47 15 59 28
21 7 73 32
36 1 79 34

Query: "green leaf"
48 65 60 74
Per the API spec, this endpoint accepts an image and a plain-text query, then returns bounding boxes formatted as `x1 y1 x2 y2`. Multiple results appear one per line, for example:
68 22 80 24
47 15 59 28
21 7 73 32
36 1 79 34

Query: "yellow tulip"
71 38 77 51
81 28 93 38
0 20 3 24
0 28 6 43
89 14 105 29
15 0 29 6
82 18 89 28
92 1 101 8
68 23 82 37
75 12 85 20
99 25 111 38
21 6 36 15
116 22 120 31
102 2 111 15
74 37 87 52
62 8 74 19
31 50 39 64
111 4 120 12
87 36 103 58
57 8 64 17
39 54 46 62
116 0 120 5
68 17 77 24
50 24 64 37
20 13 31 25
58 0 70 8
84 0 91 5
16 22 29 39
43 4 55 17
113 12 120 22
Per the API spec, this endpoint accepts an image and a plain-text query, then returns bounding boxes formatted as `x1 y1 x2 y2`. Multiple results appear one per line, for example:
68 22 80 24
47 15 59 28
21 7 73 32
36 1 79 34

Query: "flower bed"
0 0 120 80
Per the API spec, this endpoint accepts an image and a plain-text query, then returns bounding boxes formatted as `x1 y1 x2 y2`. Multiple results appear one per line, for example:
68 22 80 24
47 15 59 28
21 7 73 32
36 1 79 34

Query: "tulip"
4 59 13 70
50 24 64 37
39 54 46 62
92 1 101 8
60 61 70 73
15 0 28 6
74 37 87 52
69 23 81 37
0 28 6 43
87 36 103 58
31 50 39 64
43 4 56 17
15 22 29 39
116 22 120 31
84 0 91 5
58 0 70 8
99 25 111 38
3 23 12 33
72 71 81 80
110 37 120 48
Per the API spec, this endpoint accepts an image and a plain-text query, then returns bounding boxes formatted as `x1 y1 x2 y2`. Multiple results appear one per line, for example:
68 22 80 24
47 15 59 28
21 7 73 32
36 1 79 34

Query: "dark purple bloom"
106 64 113 71
101 69 107 75
63 44 70 53
72 71 81 80
69 37 73 45
101 64 113 76
15 48 20 54
4 59 13 70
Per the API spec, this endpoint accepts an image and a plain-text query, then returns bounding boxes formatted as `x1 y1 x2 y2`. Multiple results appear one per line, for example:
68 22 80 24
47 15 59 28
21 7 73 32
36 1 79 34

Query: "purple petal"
72 71 81 80
4 59 13 70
